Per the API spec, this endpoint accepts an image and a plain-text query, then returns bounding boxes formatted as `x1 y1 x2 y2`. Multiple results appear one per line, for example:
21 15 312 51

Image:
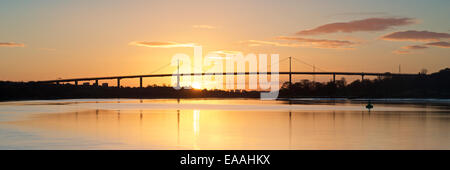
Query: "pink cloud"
277 36 356 49
297 18 415 35
0 42 25 47
425 41 450 48
381 30 450 42
241 37 355 49
401 45 428 50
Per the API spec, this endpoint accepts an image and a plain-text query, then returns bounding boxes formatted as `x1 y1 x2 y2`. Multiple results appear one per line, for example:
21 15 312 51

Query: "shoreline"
2 97 450 105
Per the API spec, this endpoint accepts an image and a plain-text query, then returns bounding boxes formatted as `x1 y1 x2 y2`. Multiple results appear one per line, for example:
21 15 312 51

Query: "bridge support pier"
139 77 143 88
361 74 365 81
75 81 78 86
95 79 98 86
117 78 121 88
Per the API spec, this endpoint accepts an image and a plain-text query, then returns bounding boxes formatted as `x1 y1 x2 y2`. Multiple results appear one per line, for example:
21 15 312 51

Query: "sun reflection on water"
193 110 200 135
193 110 200 149
1 99 449 149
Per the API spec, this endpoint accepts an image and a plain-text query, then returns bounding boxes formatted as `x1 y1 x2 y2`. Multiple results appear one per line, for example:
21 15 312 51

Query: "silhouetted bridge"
37 71 421 88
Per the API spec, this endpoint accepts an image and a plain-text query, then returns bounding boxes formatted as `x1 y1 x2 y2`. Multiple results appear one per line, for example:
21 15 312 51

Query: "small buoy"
366 101 373 110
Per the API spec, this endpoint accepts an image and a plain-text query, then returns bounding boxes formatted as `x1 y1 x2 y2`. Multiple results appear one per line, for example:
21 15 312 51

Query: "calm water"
0 98 449 149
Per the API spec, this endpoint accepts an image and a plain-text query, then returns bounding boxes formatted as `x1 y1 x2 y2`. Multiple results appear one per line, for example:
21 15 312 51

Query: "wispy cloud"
242 40 303 47
297 18 415 35
401 45 428 50
206 50 243 59
0 42 25 47
129 41 196 48
425 41 450 48
394 41 449 55
381 30 450 42
192 25 216 29
209 50 243 55
241 37 356 49
277 36 356 49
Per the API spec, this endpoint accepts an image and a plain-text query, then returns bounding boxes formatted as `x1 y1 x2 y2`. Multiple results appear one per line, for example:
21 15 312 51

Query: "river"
0 98 449 149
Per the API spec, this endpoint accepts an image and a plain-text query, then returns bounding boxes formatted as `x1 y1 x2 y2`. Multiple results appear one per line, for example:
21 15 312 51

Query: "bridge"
37 71 421 88
36 57 422 88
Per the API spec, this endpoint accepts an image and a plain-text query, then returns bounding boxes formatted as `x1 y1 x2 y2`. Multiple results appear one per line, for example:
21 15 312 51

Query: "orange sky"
1 0 449 88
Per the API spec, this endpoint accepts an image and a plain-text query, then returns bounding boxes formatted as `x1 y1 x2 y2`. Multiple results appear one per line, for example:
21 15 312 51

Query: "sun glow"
191 82 202 89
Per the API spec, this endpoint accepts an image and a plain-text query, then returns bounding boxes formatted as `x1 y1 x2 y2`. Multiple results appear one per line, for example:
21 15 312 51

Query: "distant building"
102 83 109 87
82 82 90 86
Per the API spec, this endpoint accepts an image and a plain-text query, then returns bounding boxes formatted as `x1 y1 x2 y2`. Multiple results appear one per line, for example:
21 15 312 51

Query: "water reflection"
193 110 200 149
288 111 292 149
0 99 449 149
177 110 180 145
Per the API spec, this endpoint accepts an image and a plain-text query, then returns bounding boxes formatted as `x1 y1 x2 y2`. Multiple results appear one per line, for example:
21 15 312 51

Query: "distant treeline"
280 68 450 98
1 68 449 101
0 82 260 101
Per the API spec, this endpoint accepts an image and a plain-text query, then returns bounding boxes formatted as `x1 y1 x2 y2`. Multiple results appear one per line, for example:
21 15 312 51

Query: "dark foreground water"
0 99 449 149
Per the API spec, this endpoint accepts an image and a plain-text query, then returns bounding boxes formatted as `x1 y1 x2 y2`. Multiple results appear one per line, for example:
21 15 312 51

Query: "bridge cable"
292 57 327 72
265 57 290 71
171 56 291 74
148 63 172 74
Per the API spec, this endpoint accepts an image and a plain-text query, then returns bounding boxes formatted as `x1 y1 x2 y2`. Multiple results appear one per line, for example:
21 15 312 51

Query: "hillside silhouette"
280 68 450 98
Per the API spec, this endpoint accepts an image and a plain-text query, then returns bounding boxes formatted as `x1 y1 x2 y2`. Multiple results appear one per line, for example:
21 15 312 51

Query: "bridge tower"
313 64 315 83
289 56 292 86
177 59 180 89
